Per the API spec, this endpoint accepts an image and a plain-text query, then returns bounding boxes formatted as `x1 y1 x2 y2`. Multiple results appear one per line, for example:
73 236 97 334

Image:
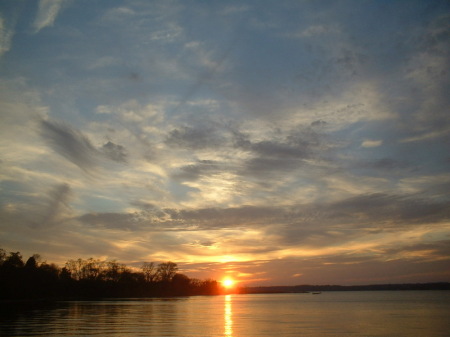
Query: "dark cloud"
165 125 225 149
78 212 141 230
165 122 331 181
165 121 329 181
165 205 285 229
239 127 324 159
101 141 127 163
171 193 449 246
40 120 99 171
130 201 169 220
40 183 72 227
77 190 449 235
275 193 449 246
235 127 328 178
0 183 72 229
183 254 450 286
382 240 450 260
171 160 221 181
128 72 141 81
360 158 413 171
41 119 129 169
269 191 450 249
76 204 284 232
423 181 450 199
326 193 450 226
311 120 327 127
376 14 450 135
197 240 215 247
243 157 304 177
230 128 252 149
130 201 161 212
251 140 310 159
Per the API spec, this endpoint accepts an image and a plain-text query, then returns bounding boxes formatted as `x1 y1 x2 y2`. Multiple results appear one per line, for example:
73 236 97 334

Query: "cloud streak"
33 0 66 33
0 14 15 57
40 119 99 172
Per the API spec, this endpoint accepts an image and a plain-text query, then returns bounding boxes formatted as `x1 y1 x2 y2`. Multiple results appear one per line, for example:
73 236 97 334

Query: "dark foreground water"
1 291 449 336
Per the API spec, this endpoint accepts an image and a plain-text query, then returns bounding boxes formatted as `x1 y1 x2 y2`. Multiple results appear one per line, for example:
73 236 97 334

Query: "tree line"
0 249 221 300
240 283 450 294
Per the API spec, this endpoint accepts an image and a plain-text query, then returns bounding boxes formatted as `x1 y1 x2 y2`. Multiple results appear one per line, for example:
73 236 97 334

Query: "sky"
0 0 449 286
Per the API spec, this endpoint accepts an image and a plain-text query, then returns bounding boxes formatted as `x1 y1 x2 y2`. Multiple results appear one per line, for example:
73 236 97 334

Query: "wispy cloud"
40 119 100 172
33 0 66 33
361 139 382 148
40 119 130 171
0 15 15 57
101 141 128 163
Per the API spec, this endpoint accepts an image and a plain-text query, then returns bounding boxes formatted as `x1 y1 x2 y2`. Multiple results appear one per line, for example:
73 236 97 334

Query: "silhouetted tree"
60 267 72 281
104 260 127 282
65 258 85 280
25 254 41 269
3 252 24 269
199 279 220 295
0 248 6 265
171 273 191 295
39 262 60 279
142 262 157 282
81 258 104 280
0 249 225 299
156 262 178 282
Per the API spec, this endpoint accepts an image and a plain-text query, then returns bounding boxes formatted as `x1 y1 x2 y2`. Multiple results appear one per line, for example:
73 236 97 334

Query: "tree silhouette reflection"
224 295 233 336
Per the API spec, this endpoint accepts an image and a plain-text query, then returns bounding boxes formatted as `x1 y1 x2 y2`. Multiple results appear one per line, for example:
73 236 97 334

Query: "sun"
222 278 235 288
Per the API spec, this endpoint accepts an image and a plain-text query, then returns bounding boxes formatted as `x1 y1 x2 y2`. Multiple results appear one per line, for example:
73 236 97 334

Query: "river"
1 291 449 336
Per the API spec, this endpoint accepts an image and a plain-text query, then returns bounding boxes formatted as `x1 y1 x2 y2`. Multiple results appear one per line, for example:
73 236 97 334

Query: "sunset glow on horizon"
222 278 236 289
1 0 449 286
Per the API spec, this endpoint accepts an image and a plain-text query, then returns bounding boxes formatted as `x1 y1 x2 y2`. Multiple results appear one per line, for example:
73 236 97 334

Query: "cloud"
40 183 72 227
78 212 140 231
361 139 382 148
172 160 221 181
293 24 338 38
40 119 130 170
251 140 310 159
0 15 15 57
40 119 99 172
77 188 450 237
75 204 284 234
377 13 450 141
102 6 136 21
33 0 66 33
165 125 226 150
101 141 128 163
243 157 303 178
315 193 449 228
166 205 283 228
358 158 412 173
233 126 329 179
0 183 72 229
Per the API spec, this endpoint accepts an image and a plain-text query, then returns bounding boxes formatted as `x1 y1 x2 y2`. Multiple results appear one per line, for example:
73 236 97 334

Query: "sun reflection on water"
224 295 233 336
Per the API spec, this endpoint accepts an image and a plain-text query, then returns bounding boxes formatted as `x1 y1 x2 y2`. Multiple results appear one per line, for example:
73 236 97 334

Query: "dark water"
1 291 449 336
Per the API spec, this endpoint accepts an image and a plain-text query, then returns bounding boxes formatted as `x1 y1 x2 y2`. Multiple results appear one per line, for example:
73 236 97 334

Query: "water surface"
1 291 449 336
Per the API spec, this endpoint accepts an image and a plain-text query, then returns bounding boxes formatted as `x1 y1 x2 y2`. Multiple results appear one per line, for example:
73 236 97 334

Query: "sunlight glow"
222 278 235 288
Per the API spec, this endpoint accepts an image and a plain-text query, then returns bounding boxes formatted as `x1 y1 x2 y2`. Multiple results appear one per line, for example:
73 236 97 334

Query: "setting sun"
222 278 235 288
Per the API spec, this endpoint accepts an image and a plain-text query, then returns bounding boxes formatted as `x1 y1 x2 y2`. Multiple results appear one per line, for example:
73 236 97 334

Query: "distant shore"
239 282 450 294
1 282 449 303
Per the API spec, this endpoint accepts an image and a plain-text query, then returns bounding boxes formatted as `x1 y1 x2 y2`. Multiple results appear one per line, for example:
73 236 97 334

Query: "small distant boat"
312 292 321 294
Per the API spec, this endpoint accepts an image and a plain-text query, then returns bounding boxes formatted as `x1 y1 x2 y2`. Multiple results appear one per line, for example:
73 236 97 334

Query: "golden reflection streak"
224 294 233 336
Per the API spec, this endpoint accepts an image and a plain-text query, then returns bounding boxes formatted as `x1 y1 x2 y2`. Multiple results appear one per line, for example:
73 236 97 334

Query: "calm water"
1 291 449 336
